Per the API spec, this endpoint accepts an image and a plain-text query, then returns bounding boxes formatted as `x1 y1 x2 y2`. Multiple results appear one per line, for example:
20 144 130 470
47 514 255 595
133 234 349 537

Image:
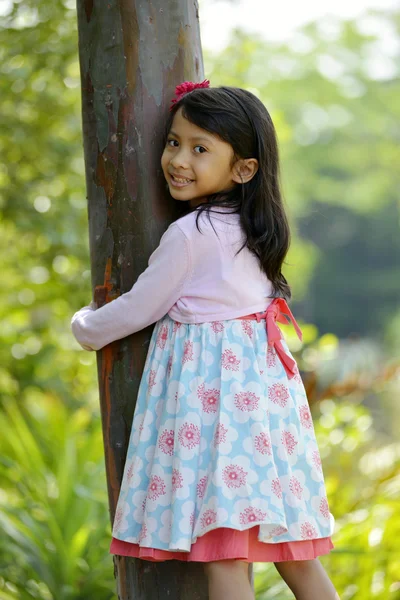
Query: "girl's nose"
170 149 190 170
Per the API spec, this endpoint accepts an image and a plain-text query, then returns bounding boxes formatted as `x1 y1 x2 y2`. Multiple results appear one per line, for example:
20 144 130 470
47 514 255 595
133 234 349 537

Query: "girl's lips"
169 174 194 188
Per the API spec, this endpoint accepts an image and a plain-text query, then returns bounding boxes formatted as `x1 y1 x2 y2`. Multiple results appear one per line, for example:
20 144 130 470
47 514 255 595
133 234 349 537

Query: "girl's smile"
169 173 194 188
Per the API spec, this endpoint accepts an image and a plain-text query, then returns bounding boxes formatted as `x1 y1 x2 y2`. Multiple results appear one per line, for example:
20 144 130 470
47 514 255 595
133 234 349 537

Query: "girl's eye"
167 139 178 147
194 145 207 154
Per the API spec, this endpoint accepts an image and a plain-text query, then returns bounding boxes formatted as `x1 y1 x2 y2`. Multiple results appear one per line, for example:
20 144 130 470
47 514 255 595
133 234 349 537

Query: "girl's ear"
231 158 259 184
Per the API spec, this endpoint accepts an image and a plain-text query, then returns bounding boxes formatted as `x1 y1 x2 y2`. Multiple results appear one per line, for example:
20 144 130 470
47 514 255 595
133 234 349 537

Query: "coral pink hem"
110 527 334 563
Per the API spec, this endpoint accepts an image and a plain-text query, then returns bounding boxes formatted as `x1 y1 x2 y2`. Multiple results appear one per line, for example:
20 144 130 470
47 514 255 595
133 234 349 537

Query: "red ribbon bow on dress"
240 298 303 379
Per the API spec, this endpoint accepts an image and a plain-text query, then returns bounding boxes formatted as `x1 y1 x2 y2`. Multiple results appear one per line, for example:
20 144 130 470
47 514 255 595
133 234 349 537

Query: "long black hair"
166 86 292 300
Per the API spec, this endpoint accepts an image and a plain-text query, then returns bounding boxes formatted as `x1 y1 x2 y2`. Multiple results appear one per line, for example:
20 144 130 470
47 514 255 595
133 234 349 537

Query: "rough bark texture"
76 1 208 597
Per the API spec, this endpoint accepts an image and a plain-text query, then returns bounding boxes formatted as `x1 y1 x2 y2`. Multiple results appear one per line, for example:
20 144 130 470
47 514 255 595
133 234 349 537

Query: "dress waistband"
236 298 303 379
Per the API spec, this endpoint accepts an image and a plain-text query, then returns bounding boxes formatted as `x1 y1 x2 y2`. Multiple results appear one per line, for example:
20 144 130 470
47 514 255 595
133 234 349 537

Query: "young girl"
71 81 339 600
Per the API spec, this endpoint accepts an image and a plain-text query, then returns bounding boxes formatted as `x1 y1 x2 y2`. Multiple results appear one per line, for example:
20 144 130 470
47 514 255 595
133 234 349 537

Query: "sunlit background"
0 0 399 599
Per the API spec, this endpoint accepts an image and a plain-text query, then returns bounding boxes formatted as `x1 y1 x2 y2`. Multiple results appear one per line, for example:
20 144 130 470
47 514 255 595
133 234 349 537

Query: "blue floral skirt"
110 314 335 560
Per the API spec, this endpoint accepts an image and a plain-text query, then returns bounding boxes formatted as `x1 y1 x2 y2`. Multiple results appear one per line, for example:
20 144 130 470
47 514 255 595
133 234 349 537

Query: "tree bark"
76 0 208 597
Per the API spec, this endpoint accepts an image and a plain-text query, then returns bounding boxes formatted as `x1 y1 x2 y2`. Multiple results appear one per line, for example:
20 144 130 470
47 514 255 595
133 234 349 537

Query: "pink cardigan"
71 208 273 351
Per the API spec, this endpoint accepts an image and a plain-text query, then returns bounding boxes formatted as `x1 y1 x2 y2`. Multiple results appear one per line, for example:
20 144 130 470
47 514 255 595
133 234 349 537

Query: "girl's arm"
71 223 191 351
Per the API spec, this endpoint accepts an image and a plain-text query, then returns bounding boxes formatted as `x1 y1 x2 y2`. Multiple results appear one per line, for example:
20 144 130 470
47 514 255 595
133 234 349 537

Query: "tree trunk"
76 0 208 597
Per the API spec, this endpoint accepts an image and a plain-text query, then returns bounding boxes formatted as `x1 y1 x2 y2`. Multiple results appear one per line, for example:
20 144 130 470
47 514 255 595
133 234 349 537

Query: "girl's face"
161 108 237 207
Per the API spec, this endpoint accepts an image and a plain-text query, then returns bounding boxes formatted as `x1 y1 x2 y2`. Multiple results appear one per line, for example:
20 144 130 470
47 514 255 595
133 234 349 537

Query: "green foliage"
313 400 400 599
0 393 114 600
0 0 94 416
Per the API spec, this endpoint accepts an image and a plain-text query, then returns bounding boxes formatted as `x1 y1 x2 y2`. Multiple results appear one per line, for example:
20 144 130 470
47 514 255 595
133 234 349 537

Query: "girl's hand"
71 303 99 351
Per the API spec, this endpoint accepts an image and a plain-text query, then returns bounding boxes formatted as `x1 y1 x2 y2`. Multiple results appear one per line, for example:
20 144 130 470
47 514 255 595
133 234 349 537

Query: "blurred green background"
0 1 399 599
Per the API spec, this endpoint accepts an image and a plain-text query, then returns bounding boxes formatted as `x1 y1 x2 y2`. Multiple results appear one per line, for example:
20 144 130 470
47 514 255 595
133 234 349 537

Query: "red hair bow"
170 79 210 110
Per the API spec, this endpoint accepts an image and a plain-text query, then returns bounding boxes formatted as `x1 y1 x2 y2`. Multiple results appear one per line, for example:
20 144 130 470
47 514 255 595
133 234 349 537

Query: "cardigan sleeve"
70 223 191 351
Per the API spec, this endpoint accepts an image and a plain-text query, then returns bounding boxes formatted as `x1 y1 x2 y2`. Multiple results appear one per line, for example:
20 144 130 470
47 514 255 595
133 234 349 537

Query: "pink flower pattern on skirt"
289 476 303 499
267 346 277 367
241 321 253 338
269 383 290 407
214 423 228 446
282 430 298 455
139 523 148 542
320 497 330 518
172 468 183 492
198 384 220 413
156 325 169 350
272 477 283 499
182 340 194 364
148 475 166 500
222 464 248 488
234 391 259 412
299 404 312 429
178 422 201 449
269 525 287 537
201 509 217 529
254 431 272 455
126 462 134 482
158 429 174 455
239 507 267 525
221 349 240 371
196 476 208 499
111 314 335 553
312 450 323 470
301 522 318 539
211 321 224 333
148 369 156 389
